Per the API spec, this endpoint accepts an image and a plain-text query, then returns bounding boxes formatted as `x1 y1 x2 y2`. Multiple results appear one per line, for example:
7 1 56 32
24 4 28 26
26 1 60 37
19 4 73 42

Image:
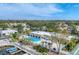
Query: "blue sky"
0 3 79 20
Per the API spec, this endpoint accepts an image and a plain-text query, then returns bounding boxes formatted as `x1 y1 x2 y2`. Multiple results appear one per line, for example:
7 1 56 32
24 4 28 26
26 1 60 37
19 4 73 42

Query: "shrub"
33 45 48 53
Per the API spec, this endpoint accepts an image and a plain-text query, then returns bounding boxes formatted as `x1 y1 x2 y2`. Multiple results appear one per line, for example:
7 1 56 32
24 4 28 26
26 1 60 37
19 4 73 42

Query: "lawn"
63 39 79 52
33 45 49 54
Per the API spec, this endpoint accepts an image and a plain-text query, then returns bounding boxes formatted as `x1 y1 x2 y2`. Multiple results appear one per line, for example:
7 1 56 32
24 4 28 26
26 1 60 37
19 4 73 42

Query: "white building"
31 31 51 36
0 29 17 36
76 26 79 32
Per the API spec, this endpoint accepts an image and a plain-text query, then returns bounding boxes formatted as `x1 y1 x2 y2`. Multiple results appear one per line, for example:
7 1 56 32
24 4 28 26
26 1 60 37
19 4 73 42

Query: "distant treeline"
0 20 79 23
0 20 79 33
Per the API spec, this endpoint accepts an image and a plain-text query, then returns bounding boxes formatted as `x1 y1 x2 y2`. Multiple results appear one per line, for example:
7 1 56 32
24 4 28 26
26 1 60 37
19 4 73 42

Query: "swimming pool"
0 46 18 55
0 46 26 55
26 36 41 44
6 47 17 53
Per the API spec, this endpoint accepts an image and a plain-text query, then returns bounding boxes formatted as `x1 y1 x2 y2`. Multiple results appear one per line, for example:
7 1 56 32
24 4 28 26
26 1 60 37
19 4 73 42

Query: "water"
26 36 41 44
0 46 17 55
0 46 27 55
0 50 10 55
6 47 17 53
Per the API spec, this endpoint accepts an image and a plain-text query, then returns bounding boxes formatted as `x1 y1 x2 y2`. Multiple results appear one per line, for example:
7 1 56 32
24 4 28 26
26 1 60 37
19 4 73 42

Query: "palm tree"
41 41 44 47
25 30 32 34
50 35 61 54
20 38 31 45
11 32 19 42
50 22 63 54
16 24 24 33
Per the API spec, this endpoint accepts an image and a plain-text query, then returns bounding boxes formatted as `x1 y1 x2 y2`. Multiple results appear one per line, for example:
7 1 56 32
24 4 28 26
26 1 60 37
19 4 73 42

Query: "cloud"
0 4 19 15
0 3 79 20
0 4 63 17
0 3 64 20
19 4 63 17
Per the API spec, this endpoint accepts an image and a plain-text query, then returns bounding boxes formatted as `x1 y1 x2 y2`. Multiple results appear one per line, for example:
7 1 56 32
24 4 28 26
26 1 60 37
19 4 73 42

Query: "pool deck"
14 42 41 55
10 50 22 55
0 39 41 55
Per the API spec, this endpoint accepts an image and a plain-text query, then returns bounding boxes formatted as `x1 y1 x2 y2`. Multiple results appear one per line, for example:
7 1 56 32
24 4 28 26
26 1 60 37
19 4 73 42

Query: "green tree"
11 32 18 42
33 45 48 54
25 30 32 34
16 24 24 33
70 22 78 35
62 29 68 35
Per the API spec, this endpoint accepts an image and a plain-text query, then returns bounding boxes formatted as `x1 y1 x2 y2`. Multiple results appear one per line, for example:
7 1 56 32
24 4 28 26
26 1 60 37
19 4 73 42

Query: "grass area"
33 45 49 54
63 39 79 52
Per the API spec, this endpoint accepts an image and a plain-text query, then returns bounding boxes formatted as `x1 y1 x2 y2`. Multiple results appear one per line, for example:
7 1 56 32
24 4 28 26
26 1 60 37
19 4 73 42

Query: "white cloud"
0 3 64 17
18 4 64 16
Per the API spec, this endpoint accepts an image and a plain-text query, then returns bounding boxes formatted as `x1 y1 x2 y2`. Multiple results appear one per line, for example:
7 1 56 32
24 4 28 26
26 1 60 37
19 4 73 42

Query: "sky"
0 3 79 20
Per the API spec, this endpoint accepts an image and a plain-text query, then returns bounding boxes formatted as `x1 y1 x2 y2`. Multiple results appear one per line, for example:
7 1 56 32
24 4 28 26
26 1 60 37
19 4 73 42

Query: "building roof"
0 29 17 34
31 31 51 36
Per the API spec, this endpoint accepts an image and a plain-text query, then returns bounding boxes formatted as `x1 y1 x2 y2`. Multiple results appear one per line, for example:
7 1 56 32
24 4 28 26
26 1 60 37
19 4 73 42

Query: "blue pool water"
0 47 17 55
6 47 17 53
26 36 41 43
